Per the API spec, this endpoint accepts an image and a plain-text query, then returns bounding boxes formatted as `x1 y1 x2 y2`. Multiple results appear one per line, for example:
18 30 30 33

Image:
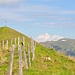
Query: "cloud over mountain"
35 33 64 42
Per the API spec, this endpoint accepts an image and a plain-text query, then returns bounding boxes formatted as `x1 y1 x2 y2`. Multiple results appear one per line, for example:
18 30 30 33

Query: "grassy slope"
24 44 75 75
0 26 75 75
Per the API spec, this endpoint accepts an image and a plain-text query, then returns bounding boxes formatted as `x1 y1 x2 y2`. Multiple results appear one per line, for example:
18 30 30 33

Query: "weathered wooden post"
31 38 35 61
9 45 15 75
18 37 23 75
23 36 25 46
28 44 31 67
22 36 28 69
6 40 8 50
24 48 28 69
31 38 33 61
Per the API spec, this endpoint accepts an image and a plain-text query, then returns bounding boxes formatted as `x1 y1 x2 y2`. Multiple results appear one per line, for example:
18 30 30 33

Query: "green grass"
0 26 75 75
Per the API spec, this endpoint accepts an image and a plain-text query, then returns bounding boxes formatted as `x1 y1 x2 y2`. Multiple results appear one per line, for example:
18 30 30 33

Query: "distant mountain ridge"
40 38 75 57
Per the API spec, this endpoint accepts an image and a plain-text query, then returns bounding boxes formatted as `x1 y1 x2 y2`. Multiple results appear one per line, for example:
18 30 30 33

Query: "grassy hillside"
0 26 75 75
24 44 75 75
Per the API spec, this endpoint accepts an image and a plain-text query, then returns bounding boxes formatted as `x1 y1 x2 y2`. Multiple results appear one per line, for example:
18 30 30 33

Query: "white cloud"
35 33 64 42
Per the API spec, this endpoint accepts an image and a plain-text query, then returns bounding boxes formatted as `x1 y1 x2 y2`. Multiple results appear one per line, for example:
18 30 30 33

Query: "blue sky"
0 0 75 42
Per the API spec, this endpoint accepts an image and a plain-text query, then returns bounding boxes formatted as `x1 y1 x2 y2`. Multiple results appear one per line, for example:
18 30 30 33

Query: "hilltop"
40 38 75 57
0 26 29 40
0 26 75 75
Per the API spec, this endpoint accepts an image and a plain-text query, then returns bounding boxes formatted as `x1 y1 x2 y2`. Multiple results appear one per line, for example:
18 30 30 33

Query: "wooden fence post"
9 45 15 75
18 45 23 75
6 40 8 50
28 44 31 67
24 48 28 69
18 37 23 75
23 36 25 46
22 36 28 69
31 38 35 61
